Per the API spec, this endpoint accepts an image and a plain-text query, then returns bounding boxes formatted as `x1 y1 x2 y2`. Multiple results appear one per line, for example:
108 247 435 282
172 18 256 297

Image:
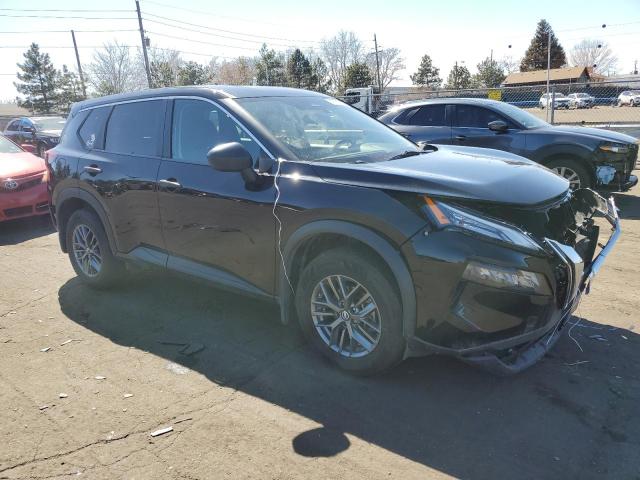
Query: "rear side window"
6 120 19 131
454 105 508 128
78 107 111 150
105 100 164 156
406 105 446 126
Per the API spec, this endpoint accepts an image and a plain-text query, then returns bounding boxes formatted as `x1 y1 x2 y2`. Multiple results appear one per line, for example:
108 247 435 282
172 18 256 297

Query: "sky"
1 0 639 100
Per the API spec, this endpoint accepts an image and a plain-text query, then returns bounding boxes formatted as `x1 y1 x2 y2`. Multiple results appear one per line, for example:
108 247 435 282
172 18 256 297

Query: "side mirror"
416 141 437 152
488 120 508 133
207 142 257 184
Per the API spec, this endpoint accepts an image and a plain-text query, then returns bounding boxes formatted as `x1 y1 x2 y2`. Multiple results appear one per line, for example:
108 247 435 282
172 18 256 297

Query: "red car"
0 134 49 222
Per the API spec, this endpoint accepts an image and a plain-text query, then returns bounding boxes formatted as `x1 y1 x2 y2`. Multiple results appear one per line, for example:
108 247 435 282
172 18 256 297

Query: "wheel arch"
279 220 417 344
55 188 117 254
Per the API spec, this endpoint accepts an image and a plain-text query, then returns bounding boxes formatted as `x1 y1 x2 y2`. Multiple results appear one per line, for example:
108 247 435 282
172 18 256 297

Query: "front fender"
278 220 417 346
531 143 594 167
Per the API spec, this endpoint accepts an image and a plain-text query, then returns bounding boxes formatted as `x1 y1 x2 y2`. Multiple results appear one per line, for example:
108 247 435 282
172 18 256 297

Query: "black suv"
4 116 66 157
49 86 620 375
378 98 638 191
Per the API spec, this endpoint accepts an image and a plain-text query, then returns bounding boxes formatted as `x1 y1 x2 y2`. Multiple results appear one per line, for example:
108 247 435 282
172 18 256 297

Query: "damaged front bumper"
403 191 621 374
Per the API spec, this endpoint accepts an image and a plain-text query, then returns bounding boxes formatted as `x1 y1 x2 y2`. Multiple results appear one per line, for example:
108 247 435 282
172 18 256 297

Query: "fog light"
463 261 551 295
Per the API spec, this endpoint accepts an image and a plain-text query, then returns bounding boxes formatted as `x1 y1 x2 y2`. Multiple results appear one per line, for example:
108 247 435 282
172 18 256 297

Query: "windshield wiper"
389 150 421 160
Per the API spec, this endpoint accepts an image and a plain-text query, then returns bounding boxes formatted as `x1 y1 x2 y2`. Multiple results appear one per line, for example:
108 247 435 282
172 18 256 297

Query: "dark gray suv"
379 98 638 191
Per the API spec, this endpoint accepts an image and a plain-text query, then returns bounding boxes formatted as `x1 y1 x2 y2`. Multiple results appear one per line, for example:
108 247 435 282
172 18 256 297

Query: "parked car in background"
0 134 49 222
567 93 594 109
539 92 570 109
3 116 66 157
379 98 638 191
48 86 620 375
616 90 640 107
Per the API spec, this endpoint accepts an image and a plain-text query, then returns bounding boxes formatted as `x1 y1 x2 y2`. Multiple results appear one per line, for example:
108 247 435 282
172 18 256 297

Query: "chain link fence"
336 80 640 129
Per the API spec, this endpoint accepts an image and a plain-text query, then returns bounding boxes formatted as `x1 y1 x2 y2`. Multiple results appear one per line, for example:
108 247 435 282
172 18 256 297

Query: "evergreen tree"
286 49 313 88
310 57 330 93
255 44 286 86
444 64 471 89
150 60 177 88
520 19 566 72
14 43 59 113
177 61 210 85
344 62 373 90
56 65 85 113
471 57 506 88
410 54 441 88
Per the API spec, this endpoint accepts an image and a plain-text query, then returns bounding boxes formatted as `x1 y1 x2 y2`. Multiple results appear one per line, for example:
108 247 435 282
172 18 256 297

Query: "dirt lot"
1 181 640 479
525 105 640 125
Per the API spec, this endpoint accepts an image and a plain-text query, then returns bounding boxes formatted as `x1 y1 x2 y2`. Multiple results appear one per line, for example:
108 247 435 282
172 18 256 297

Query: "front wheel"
295 248 405 375
66 209 125 288
546 159 592 190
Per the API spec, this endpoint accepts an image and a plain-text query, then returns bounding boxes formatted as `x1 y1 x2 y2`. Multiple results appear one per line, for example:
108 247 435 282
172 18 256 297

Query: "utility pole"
490 49 493 63
373 34 382 92
546 28 551 122
136 0 152 88
70 30 87 98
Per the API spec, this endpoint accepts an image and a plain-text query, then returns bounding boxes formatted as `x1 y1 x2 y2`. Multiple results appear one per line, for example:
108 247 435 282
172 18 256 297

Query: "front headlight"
423 196 543 252
463 261 551 295
600 143 630 154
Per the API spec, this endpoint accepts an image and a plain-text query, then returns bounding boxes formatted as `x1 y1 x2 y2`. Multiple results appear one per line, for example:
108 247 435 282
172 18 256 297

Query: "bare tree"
366 47 405 89
216 57 256 85
86 41 139 96
500 56 520 74
570 39 618 74
140 47 183 87
320 31 364 93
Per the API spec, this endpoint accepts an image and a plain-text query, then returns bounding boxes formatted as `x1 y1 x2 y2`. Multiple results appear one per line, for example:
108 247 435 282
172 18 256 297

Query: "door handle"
455 135 467 141
158 178 182 189
83 165 102 175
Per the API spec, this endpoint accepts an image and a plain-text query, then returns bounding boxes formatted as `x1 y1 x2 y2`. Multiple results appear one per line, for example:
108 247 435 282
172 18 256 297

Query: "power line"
0 8 132 12
0 14 135 20
141 0 288 27
142 12 319 44
0 29 139 34
146 31 263 51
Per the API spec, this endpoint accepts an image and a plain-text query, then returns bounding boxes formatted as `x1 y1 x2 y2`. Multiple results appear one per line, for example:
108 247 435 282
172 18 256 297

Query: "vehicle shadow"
58 273 639 480
612 191 640 220
0 215 55 245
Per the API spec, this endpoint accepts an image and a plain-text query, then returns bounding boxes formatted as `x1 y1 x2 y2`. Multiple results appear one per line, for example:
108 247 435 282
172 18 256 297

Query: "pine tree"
286 49 313 89
520 19 567 72
445 64 471 89
471 57 506 88
410 54 441 88
344 62 373 90
14 43 59 113
255 44 286 86
310 57 330 93
56 65 85 113
177 61 210 85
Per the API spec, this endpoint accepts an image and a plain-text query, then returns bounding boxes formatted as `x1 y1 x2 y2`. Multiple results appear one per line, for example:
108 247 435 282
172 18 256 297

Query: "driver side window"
171 99 261 166
455 105 512 129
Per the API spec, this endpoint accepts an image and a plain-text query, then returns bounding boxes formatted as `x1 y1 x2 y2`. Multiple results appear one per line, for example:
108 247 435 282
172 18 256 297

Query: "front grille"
4 206 32 217
0 174 43 193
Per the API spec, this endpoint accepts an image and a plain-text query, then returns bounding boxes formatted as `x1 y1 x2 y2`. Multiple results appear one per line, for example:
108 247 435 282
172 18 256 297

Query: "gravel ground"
1 180 639 480
525 105 640 126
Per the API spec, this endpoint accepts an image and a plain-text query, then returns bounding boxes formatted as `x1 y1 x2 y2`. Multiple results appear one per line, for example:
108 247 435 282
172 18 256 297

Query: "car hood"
534 125 637 143
311 145 569 206
0 151 46 179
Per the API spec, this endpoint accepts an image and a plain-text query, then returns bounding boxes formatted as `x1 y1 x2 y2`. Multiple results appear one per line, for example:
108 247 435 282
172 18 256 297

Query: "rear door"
389 104 452 144
157 97 276 295
77 100 165 254
452 104 525 154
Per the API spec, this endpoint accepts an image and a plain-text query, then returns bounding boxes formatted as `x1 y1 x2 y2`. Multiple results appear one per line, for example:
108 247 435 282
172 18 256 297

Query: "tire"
66 208 125 288
546 158 592 190
295 247 405 375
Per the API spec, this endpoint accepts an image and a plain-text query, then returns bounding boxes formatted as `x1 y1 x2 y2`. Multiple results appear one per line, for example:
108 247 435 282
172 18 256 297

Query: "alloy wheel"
72 224 102 277
553 166 581 189
310 275 382 358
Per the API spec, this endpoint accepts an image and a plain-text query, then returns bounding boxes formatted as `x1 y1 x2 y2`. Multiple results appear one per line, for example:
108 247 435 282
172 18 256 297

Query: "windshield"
492 102 549 129
235 96 419 163
575 93 589 98
0 135 22 154
33 116 65 131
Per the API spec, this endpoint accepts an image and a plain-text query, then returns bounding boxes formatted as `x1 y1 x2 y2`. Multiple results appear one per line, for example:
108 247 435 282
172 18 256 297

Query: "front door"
452 104 525 154
157 98 276 295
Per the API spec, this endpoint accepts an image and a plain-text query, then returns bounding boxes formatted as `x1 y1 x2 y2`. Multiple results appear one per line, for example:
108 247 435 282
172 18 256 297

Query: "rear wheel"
295 248 405 375
66 209 125 288
546 158 592 190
